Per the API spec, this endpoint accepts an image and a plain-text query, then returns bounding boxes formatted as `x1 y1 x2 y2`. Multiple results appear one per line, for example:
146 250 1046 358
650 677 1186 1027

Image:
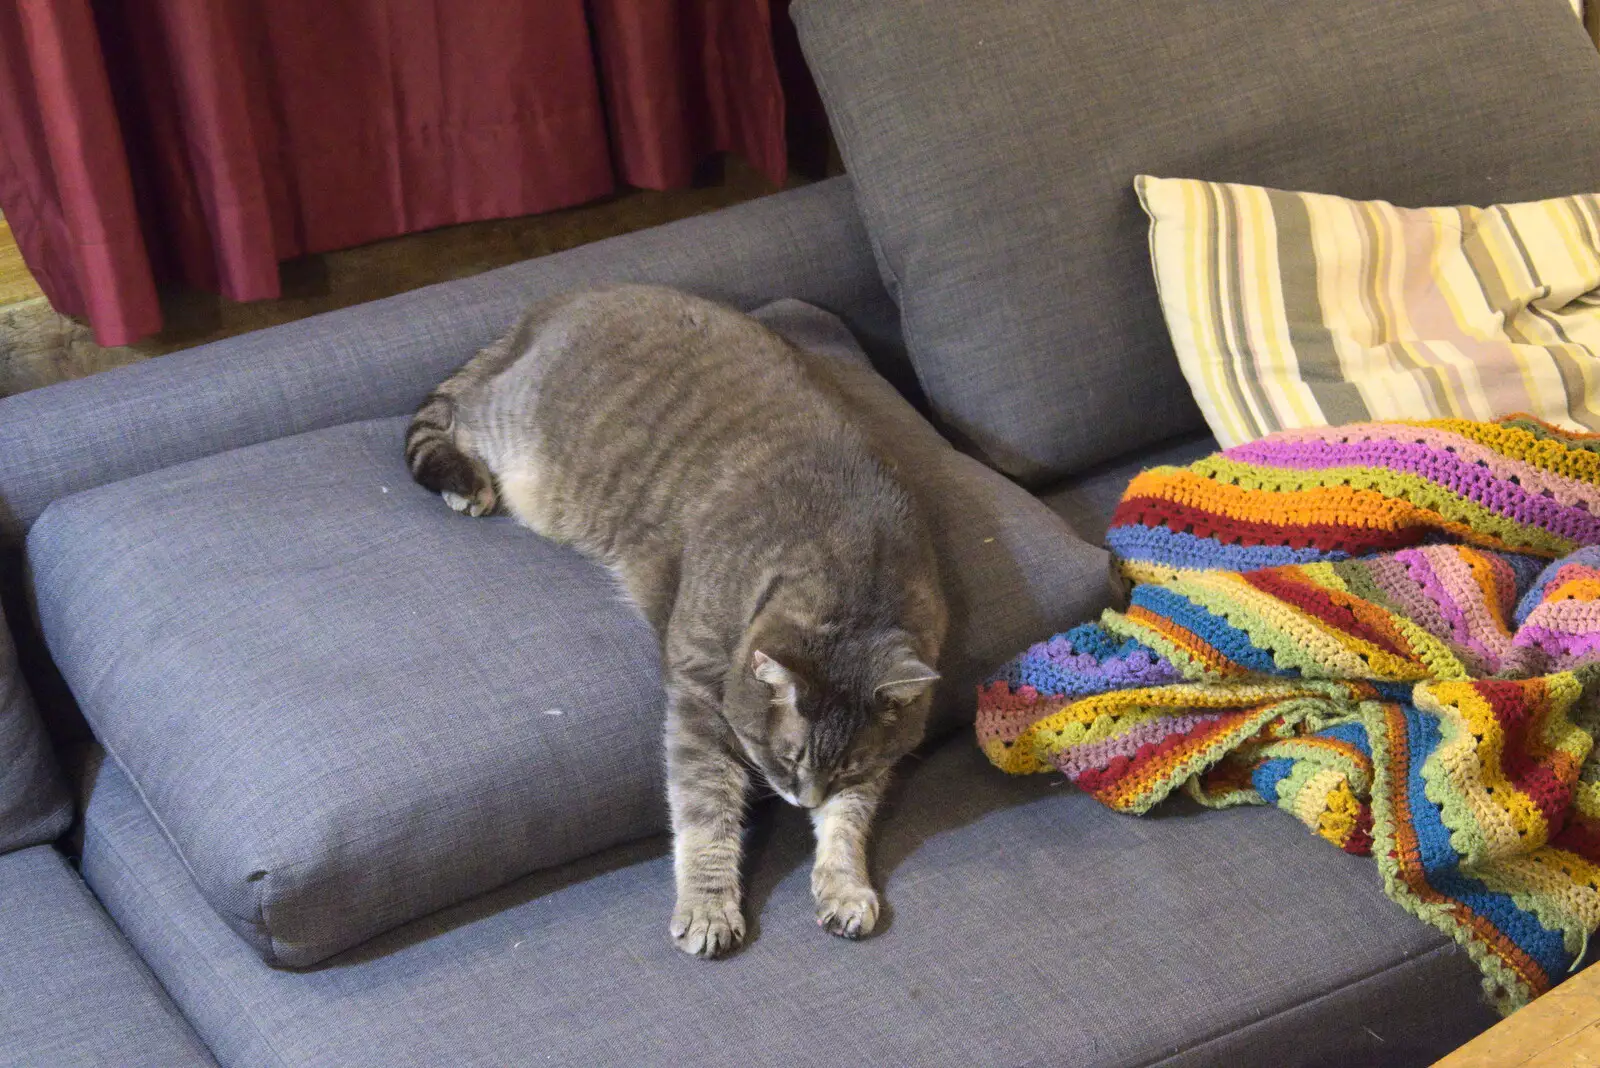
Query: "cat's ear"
874 656 940 708
752 649 799 708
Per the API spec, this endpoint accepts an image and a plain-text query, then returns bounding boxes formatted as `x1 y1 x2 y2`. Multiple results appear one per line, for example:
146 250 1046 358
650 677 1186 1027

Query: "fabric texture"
31 417 669 969
0 843 216 1067
29 300 1105 967
79 737 1495 1068
1042 432 1219 546
1102 417 1600 584
587 0 789 189
0 0 809 345
979 417 1600 1014
0 612 70 855
1137 176 1600 448
792 0 1600 484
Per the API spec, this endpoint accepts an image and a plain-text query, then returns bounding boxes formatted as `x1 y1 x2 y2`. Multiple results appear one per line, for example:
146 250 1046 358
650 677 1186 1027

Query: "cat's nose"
797 781 827 809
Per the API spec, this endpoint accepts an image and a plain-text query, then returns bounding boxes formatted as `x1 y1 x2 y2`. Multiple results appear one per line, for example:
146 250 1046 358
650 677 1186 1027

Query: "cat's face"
725 635 938 808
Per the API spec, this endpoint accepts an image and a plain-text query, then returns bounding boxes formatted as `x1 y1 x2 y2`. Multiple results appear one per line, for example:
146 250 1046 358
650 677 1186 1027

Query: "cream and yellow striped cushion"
1135 175 1600 448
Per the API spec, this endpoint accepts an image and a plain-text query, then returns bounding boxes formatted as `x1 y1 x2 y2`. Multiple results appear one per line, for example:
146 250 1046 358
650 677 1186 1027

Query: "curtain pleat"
588 0 786 189
0 0 801 345
0 1 160 346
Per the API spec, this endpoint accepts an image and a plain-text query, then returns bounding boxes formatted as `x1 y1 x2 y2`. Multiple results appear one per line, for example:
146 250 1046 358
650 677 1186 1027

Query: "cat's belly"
494 460 561 542
494 453 680 630
494 454 636 561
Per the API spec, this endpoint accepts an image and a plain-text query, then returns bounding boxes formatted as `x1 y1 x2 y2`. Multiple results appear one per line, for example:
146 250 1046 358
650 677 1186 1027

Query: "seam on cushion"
42 844 220 1063
789 18 903 299
9 418 411 561
792 13 1059 473
1136 940 1473 1068
803 121 979 461
86 797 292 1068
821 167 939 425
99 746 281 965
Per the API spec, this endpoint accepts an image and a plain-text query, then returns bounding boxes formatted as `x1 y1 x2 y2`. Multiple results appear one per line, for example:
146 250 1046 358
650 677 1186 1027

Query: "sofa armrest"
0 177 897 547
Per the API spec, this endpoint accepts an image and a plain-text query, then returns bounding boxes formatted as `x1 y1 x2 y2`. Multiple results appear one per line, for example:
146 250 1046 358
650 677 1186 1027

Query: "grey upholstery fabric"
31 417 667 969
1153 949 1495 1068
29 302 1107 967
793 0 1600 485
0 178 892 549
0 617 69 854
80 737 1497 1068
0 844 216 1068
1042 433 1219 546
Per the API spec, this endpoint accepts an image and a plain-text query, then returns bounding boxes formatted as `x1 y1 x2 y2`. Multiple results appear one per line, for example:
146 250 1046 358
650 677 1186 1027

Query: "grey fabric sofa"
4 2 1600 1064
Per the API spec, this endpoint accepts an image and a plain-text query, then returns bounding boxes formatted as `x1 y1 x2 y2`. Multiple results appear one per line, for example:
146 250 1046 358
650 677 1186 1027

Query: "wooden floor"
0 217 44 307
0 156 791 398
1433 963 1600 1067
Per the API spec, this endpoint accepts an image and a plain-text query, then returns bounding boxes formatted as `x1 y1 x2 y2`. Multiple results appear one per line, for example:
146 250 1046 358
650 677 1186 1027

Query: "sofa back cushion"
793 0 1600 484
0 619 70 854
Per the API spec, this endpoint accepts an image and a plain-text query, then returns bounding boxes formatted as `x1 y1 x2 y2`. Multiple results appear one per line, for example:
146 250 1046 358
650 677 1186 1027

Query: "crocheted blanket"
976 417 1600 1014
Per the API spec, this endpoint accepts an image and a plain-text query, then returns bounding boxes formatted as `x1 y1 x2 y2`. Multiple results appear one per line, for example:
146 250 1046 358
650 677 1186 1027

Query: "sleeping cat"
406 285 947 958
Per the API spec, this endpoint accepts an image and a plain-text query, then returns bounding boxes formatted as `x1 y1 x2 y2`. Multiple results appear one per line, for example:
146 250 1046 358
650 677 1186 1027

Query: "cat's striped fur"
405 326 522 519
406 285 946 958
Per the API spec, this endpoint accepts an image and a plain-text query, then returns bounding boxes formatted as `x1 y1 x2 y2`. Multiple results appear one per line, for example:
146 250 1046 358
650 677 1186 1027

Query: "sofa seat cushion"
793 0 1600 485
30 414 667 968
80 736 1498 1068
28 300 1110 968
0 843 216 1067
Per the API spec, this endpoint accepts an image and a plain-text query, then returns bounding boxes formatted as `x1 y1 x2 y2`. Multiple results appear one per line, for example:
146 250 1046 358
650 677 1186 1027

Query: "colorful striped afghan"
976 416 1600 1014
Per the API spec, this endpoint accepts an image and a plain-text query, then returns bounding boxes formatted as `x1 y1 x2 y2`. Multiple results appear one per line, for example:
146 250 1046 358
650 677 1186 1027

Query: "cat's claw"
670 896 745 959
814 884 880 940
441 486 496 518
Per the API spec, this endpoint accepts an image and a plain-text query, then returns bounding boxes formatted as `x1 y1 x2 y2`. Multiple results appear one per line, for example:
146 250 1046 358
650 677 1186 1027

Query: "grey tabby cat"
406 285 947 959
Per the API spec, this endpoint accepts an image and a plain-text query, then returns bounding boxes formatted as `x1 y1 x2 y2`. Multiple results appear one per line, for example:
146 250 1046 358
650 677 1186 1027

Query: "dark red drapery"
589 0 784 190
0 1 801 346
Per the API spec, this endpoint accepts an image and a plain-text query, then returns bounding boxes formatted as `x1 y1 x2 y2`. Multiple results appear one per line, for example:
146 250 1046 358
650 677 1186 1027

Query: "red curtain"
589 0 784 190
0 1 800 347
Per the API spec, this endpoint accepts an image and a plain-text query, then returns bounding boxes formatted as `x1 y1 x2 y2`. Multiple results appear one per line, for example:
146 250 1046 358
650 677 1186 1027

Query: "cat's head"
725 617 940 808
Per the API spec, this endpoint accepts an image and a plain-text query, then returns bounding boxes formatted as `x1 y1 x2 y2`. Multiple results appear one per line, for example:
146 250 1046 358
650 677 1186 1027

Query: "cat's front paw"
813 876 880 940
670 894 746 959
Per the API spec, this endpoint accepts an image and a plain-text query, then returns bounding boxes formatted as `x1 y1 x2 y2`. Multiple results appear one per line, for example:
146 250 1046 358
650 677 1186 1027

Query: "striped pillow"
1135 176 1600 448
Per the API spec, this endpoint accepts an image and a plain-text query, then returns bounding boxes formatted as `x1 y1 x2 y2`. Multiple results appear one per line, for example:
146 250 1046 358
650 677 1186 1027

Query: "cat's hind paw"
670 895 746 959
814 882 880 940
441 484 497 518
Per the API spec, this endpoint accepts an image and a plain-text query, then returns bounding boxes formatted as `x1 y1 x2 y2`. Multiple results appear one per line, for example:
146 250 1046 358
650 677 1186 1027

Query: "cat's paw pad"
814 883 880 940
441 485 496 518
670 896 745 959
